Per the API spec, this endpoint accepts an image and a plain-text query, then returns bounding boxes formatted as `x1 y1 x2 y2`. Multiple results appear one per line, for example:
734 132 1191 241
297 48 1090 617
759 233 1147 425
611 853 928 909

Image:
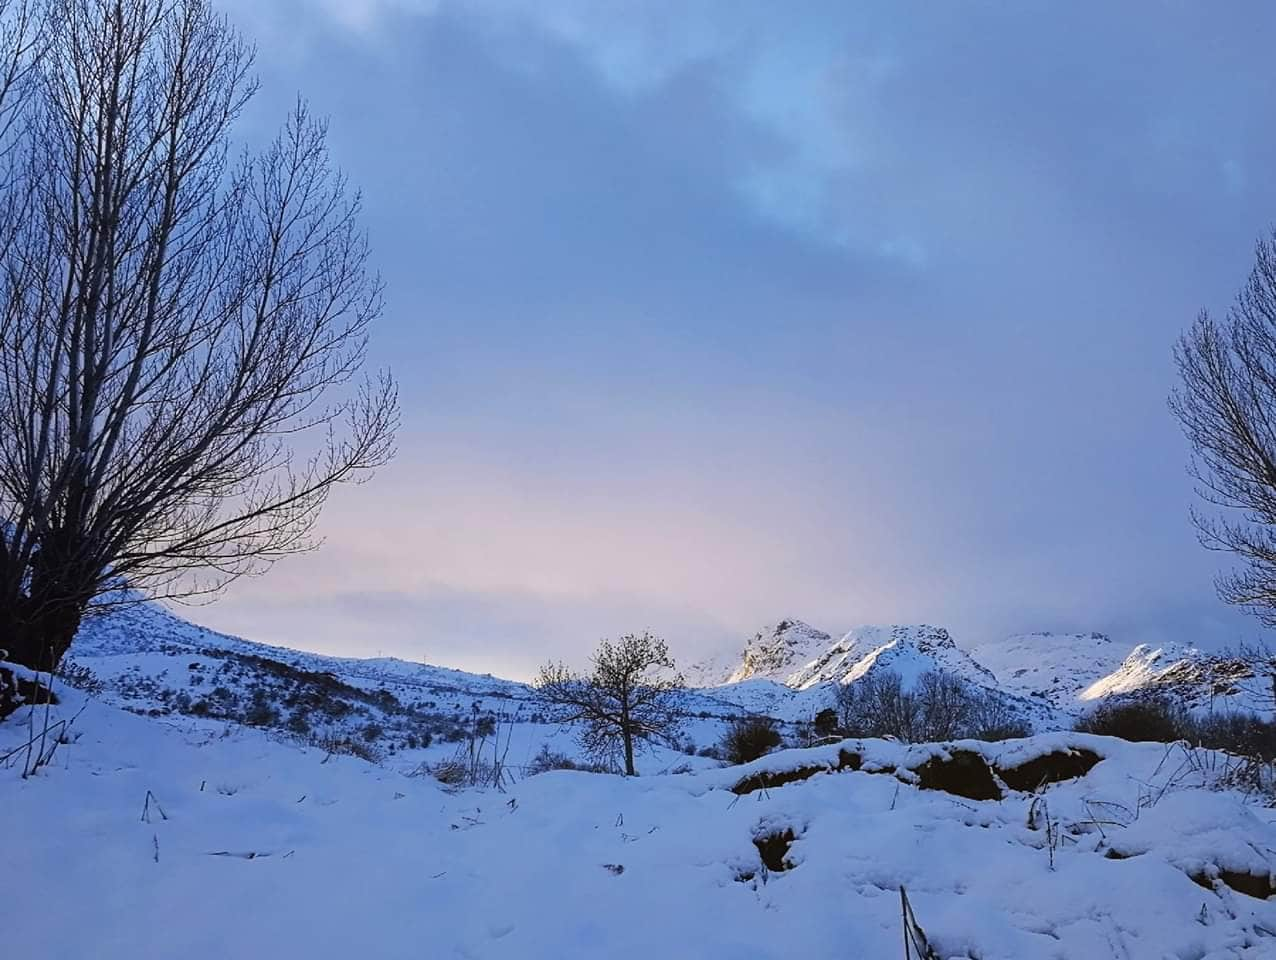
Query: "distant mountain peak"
723 620 832 685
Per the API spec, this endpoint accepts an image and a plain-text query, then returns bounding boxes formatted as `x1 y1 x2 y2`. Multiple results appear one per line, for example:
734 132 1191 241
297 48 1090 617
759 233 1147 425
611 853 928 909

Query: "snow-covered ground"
4 682 1275 959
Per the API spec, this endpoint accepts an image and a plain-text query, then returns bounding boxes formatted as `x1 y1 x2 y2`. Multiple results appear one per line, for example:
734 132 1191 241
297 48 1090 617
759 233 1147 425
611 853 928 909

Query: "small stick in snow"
152 834 159 864
141 790 168 823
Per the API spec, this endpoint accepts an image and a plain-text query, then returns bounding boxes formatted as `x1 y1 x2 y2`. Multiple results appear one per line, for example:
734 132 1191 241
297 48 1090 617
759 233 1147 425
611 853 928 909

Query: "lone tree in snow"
1172 228 1276 625
534 632 684 776
0 0 397 674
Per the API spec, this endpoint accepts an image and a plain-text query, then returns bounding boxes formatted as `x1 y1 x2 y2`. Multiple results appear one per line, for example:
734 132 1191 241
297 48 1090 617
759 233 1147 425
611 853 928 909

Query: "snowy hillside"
54 601 1276 762
1081 643 1271 714
962 631 1128 710
5 683 1276 959
65 600 766 772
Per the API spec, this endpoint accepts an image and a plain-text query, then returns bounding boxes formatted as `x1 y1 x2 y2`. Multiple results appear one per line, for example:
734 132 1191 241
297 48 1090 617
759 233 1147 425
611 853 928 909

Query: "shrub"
58 659 104 694
1191 711 1276 761
813 708 839 738
430 758 469 786
244 689 279 727
316 736 379 763
525 744 578 776
721 716 783 765
1074 698 1189 742
361 722 384 742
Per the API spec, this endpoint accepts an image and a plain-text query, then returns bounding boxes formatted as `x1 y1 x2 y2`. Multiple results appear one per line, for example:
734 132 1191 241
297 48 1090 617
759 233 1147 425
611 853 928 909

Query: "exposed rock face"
724 620 833 685
1081 645 1271 714
786 624 998 691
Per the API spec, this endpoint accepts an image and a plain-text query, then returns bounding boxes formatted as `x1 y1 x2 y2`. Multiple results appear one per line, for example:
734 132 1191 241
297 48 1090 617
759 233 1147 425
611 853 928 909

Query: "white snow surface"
5 683 1276 959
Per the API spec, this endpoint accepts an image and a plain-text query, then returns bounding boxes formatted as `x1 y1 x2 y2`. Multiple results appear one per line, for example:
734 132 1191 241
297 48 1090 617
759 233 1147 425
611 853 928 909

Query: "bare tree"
0 0 397 674
836 670 1028 743
1171 229 1276 623
534 632 684 776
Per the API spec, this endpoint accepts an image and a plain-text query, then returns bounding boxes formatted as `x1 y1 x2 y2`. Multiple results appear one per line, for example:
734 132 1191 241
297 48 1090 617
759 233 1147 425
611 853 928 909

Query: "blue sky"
200 1 1276 677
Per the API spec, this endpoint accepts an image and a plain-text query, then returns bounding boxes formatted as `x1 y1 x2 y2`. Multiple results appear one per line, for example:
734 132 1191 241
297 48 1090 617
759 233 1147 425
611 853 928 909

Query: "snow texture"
4 682 1276 959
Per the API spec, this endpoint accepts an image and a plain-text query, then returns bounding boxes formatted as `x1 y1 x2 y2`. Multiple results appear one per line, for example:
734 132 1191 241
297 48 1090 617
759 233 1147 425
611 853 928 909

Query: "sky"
189 0 1276 679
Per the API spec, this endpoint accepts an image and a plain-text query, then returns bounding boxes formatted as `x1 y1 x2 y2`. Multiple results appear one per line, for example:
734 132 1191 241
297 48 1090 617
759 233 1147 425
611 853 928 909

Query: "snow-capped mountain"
786 624 997 690
707 620 833 685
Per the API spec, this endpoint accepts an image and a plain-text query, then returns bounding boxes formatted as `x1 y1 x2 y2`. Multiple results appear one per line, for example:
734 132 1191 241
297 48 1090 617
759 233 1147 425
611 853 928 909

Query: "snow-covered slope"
1081 643 1271 714
56 600 1276 760
963 631 1128 711
64 599 760 768
5 685 1275 959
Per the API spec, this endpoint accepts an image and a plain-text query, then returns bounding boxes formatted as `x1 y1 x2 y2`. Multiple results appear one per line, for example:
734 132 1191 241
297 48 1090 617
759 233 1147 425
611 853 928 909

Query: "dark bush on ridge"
1192 711 1276 761
721 716 783 765
1074 698 1189 742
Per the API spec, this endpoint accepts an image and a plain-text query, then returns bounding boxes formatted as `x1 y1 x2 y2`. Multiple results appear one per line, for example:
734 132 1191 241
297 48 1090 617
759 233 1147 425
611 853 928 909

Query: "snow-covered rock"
787 624 997 690
718 619 833 685
1081 643 1271 714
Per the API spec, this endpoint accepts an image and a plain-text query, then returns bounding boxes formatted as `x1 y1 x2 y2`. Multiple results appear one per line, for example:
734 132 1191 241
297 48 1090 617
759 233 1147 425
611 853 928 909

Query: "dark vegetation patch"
752 827 797 872
1076 697 1276 762
1075 698 1187 743
721 716 783 765
0 667 58 719
731 749 861 795
913 750 1002 801
996 748 1102 792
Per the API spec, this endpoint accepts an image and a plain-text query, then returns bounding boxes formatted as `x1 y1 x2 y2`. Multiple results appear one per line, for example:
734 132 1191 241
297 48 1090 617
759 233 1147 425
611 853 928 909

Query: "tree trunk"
623 729 635 776
0 601 84 674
